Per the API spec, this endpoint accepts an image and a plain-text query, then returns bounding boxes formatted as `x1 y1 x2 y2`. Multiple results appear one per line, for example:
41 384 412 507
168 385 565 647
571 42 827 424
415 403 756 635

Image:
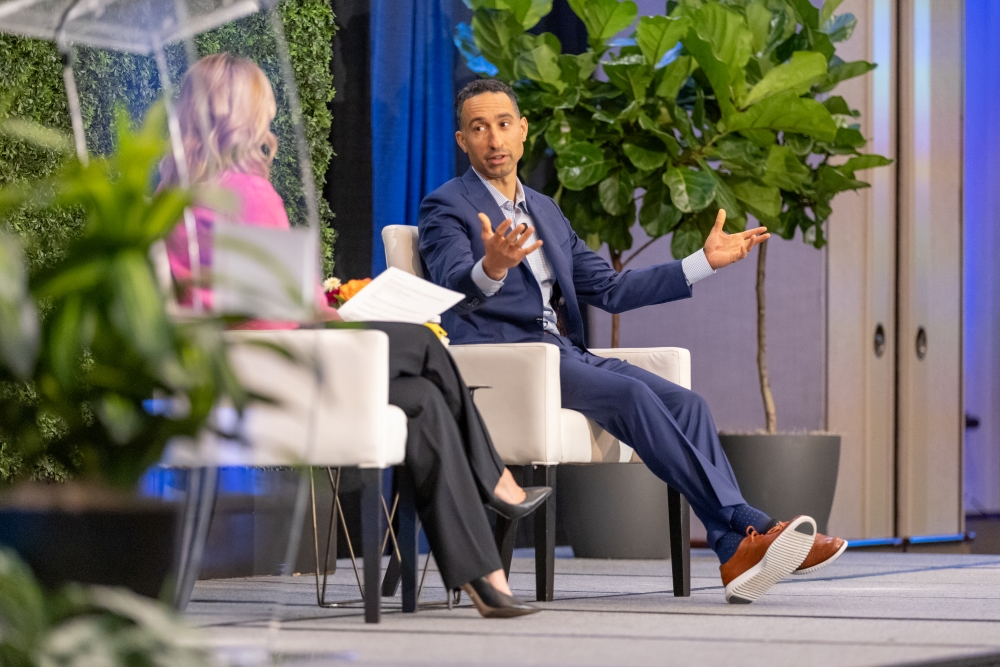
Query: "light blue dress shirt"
470 170 715 334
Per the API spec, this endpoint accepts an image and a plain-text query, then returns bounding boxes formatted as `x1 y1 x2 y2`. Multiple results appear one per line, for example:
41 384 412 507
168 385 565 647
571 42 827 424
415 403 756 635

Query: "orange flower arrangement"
324 276 371 306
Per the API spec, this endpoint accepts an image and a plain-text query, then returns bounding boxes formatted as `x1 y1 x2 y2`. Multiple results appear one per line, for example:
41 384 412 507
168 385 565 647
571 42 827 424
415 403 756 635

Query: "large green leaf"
637 113 682 157
707 134 766 176
638 178 682 238
820 0 845 26
468 0 553 29
670 210 715 258
664 166 716 213
556 142 614 190
472 9 525 80
814 59 876 93
726 90 838 141
516 44 567 92
559 51 600 86
816 164 868 195
761 144 811 192
821 13 857 43
600 212 635 252
654 54 695 100
682 3 753 112
834 127 866 149
840 154 893 175
822 95 857 116
706 169 746 228
623 135 668 170
109 251 171 361
745 1 772 55
788 0 820 28
47 294 84 387
598 171 634 215
544 110 588 153
730 178 782 219
741 51 828 109
636 15 690 67
603 54 653 102
567 0 639 49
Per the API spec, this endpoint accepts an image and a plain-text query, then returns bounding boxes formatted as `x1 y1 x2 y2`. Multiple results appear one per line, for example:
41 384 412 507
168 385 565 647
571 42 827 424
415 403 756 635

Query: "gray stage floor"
186 550 1000 667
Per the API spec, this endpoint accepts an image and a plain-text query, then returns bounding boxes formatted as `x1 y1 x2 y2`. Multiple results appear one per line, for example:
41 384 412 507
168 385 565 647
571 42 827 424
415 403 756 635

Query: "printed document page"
337 267 464 324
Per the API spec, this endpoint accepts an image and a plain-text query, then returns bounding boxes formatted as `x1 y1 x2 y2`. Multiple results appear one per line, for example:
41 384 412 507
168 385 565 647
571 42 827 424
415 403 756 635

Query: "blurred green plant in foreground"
0 104 253 489
0 547 213 667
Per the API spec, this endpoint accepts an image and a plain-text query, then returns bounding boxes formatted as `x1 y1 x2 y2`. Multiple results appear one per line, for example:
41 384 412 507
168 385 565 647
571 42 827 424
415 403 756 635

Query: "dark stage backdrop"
327 0 373 282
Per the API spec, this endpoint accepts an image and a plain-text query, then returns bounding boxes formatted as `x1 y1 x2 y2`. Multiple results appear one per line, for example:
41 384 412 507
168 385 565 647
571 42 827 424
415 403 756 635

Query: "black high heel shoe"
460 577 539 618
486 486 552 520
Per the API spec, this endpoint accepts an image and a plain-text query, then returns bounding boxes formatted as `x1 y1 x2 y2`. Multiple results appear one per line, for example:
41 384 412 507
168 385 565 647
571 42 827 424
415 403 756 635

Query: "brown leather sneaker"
719 515 816 604
793 533 848 575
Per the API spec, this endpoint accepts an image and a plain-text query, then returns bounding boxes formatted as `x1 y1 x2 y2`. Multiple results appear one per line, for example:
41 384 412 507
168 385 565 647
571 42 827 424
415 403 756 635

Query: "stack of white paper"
337 267 464 324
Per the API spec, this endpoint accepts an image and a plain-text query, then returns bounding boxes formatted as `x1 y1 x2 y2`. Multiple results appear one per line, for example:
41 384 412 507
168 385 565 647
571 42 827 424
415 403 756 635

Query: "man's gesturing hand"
479 212 543 281
703 209 770 270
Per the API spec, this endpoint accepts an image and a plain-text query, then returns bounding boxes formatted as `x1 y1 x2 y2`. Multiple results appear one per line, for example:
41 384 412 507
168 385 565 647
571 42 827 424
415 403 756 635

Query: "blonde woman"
161 53 548 617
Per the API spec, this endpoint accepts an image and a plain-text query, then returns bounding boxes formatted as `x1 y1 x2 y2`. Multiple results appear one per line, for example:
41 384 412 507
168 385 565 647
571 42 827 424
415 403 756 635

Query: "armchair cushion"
164 329 407 468
451 343 691 465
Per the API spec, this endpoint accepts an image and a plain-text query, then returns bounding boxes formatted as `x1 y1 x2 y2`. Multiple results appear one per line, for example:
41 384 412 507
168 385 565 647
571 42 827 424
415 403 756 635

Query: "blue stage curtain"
370 0 456 276
964 0 1000 514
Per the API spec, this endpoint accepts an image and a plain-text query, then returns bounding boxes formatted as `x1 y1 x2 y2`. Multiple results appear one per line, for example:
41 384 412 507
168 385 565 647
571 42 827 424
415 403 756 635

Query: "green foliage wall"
0 0 337 483
0 0 336 274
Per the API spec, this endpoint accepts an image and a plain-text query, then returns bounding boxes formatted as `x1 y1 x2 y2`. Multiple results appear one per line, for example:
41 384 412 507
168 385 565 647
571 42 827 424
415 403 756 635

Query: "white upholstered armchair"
382 225 691 601
163 328 409 623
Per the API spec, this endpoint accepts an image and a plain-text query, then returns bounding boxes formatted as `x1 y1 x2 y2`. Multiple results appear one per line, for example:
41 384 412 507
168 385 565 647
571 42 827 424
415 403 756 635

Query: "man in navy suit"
418 79 846 603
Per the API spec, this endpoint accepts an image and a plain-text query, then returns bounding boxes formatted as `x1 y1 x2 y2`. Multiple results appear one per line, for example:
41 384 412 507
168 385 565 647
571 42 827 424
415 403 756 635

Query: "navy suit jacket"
418 168 693 349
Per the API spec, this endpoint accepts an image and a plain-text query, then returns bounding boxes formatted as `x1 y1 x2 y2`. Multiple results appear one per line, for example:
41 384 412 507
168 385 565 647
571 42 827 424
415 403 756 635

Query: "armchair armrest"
448 343 564 465
172 329 406 469
589 347 691 389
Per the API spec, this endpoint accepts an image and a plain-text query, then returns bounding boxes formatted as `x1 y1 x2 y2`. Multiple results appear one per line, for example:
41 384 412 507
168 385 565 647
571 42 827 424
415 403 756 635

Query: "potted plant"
458 0 890 541
0 106 252 597
0 547 213 666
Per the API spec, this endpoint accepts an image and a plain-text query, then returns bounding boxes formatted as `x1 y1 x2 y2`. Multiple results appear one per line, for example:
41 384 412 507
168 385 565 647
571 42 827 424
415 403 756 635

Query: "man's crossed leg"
547 333 847 603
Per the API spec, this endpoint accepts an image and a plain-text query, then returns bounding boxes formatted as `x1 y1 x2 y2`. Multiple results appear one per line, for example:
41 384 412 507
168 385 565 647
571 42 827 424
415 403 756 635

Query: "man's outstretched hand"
703 209 770 270
479 212 543 281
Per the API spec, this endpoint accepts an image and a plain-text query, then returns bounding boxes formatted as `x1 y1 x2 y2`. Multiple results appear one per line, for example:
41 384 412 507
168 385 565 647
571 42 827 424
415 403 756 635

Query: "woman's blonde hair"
160 53 278 186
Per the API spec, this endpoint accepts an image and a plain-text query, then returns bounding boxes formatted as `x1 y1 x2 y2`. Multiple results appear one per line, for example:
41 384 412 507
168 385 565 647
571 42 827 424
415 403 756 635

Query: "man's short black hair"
455 79 520 127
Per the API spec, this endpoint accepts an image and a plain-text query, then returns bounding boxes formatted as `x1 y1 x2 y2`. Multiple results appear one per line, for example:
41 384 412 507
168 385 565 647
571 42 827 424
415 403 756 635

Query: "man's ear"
519 115 528 141
455 130 469 153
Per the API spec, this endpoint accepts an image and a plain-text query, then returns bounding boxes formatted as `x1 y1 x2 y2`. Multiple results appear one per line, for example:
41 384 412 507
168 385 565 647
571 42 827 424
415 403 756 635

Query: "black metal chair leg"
381 469 402 598
397 468 419 613
360 467 384 623
532 464 556 602
667 486 691 597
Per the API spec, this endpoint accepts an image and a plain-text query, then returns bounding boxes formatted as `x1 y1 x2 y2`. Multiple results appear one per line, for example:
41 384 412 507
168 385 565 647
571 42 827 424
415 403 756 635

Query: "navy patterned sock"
729 504 773 535
716 531 745 564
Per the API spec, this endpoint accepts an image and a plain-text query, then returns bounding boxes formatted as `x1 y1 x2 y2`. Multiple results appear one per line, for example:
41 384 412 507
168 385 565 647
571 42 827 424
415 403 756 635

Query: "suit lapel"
523 188 571 290
461 168 536 286
461 168 506 229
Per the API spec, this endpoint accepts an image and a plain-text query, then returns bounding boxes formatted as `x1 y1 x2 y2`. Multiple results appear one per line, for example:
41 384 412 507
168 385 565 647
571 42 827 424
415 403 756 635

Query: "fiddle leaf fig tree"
457 0 891 433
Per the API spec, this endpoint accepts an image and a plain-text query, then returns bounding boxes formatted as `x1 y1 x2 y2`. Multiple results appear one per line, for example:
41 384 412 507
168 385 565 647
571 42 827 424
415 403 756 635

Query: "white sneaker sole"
724 515 816 604
793 538 848 575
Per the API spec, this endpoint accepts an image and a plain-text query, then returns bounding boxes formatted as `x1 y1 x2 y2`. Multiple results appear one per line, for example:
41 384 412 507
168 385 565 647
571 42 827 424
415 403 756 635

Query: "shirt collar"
472 168 526 210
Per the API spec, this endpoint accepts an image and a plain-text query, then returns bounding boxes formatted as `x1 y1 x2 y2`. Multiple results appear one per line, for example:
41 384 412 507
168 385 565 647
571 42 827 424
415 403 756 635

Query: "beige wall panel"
826 0 897 539
896 0 964 536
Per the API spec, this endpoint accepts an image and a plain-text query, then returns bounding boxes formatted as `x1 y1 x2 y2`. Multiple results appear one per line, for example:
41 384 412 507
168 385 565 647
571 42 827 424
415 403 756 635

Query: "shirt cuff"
471 258 505 296
681 249 716 286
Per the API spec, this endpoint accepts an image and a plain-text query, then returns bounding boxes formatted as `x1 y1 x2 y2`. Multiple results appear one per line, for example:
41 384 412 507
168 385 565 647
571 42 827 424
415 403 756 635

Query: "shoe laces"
744 522 784 541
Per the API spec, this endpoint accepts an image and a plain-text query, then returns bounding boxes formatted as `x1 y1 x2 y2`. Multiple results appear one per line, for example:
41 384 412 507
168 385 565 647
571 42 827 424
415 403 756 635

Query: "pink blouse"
166 171 333 329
